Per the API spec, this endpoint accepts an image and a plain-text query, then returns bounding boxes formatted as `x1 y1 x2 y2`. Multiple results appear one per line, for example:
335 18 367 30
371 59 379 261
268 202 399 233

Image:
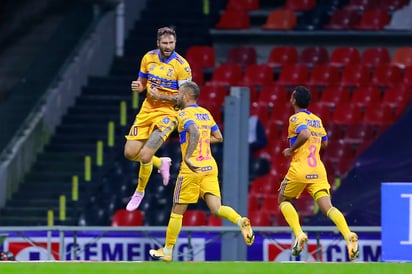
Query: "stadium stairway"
0 0 217 226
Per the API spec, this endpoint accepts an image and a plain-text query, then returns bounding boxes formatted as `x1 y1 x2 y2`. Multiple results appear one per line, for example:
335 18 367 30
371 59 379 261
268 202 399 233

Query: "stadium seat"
207 214 223 226
215 10 250 29
258 85 289 106
249 174 275 197
318 86 352 108
402 65 412 87
239 64 274 88
276 64 310 86
283 0 317 11
360 47 390 68
226 0 259 11
206 64 243 87
182 210 208 226
111 209 144 226
323 8 362 30
299 47 330 67
339 64 371 87
307 64 341 87
261 9 297 30
377 0 410 10
363 103 395 127
266 46 299 69
309 102 334 125
190 64 205 86
370 64 403 88
391 47 412 68
295 194 315 217
323 141 356 165
329 47 361 68
345 0 377 11
248 193 261 212
294 6 331 30
198 85 227 107
185 45 216 70
332 103 364 125
225 46 257 68
381 84 411 115
250 210 272 226
343 123 376 145
352 9 391 30
270 102 294 127
350 86 382 109
260 195 278 215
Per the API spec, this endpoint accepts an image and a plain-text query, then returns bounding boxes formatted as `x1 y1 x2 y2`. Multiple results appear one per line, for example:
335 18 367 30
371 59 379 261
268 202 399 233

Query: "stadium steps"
0 0 215 226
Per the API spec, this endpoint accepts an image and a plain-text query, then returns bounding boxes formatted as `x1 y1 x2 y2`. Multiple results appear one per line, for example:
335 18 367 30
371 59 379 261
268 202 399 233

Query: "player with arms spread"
279 86 359 261
148 81 255 262
125 27 192 211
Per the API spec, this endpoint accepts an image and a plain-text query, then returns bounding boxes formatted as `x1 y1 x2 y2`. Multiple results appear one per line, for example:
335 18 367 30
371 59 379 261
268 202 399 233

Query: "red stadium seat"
260 195 278 214
283 0 317 11
299 47 330 67
276 64 310 86
239 64 274 87
403 65 412 87
352 9 391 30
309 102 334 125
295 194 315 217
250 210 272 226
249 174 275 196
206 64 243 87
266 46 299 69
332 103 364 125
391 47 412 69
185 45 216 70
323 141 356 165
207 214 223 226
258 85 289 105
111 209 144 226
323 9 362 30
261 9 297 30
225 46 257 68
370 64 403 88
270 102 294 127
381 84 411 115
215 10 250 29
376 0 409 10
182 210 208 226
198 85 227 106
363 103 396 127
345 0 377 11
339 64 371 87
318 86 352 108
190 64 205 86
307 64 341 87
350 86 382 108
343 123 376 145
226 0 259 11
361 47 390 69
329 47 361 68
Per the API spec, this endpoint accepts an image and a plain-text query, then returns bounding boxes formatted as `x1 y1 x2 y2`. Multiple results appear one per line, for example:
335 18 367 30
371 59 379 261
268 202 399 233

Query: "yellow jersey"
139 49 192 109
286 110 328 183
177 104 219 174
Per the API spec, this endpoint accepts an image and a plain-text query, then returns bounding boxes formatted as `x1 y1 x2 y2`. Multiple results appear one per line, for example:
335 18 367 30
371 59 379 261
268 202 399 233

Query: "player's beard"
159 48 173 59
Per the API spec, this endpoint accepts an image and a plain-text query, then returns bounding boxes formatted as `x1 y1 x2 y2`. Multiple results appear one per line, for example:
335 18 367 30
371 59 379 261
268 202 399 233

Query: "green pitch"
0 262 411 274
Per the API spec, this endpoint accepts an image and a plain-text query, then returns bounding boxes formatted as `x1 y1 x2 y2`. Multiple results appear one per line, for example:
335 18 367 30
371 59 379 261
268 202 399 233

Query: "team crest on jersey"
167 68 174 77
178 111 185 117
291 116 297 122
149 64 156 71
162 117 170 124
184 66 191 73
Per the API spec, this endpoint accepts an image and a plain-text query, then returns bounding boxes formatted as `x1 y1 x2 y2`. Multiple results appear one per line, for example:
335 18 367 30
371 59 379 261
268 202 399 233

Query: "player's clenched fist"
131 80 144 92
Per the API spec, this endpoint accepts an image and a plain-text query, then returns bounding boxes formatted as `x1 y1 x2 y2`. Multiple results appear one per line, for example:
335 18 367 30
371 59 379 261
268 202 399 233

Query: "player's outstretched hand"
131 80 143 92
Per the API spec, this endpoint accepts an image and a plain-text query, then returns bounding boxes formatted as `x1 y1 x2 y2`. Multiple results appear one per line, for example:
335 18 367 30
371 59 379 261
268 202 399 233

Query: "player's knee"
139 150 154 164
124 146 138 160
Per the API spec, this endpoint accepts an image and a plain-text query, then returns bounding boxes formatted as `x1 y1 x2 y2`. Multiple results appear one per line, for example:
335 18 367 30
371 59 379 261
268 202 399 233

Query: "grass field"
0 262 411 274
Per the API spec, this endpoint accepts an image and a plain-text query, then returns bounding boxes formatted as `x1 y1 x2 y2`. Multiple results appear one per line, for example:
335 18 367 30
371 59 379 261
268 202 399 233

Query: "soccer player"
148 81 255 262
279 86 359 261
125 27 192 211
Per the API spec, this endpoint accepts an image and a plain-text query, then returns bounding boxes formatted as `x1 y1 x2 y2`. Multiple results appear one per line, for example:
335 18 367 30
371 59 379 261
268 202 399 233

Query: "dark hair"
293 86 311 108
181 81 200 100
157 27 176 40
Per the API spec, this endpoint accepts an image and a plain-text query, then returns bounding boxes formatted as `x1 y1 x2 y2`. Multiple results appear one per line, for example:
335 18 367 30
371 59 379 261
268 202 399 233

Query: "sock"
165 213 183 250
136 161 153 192
280 201 303 237
152 156 161 169
216 205 241 225
327 207 351 241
